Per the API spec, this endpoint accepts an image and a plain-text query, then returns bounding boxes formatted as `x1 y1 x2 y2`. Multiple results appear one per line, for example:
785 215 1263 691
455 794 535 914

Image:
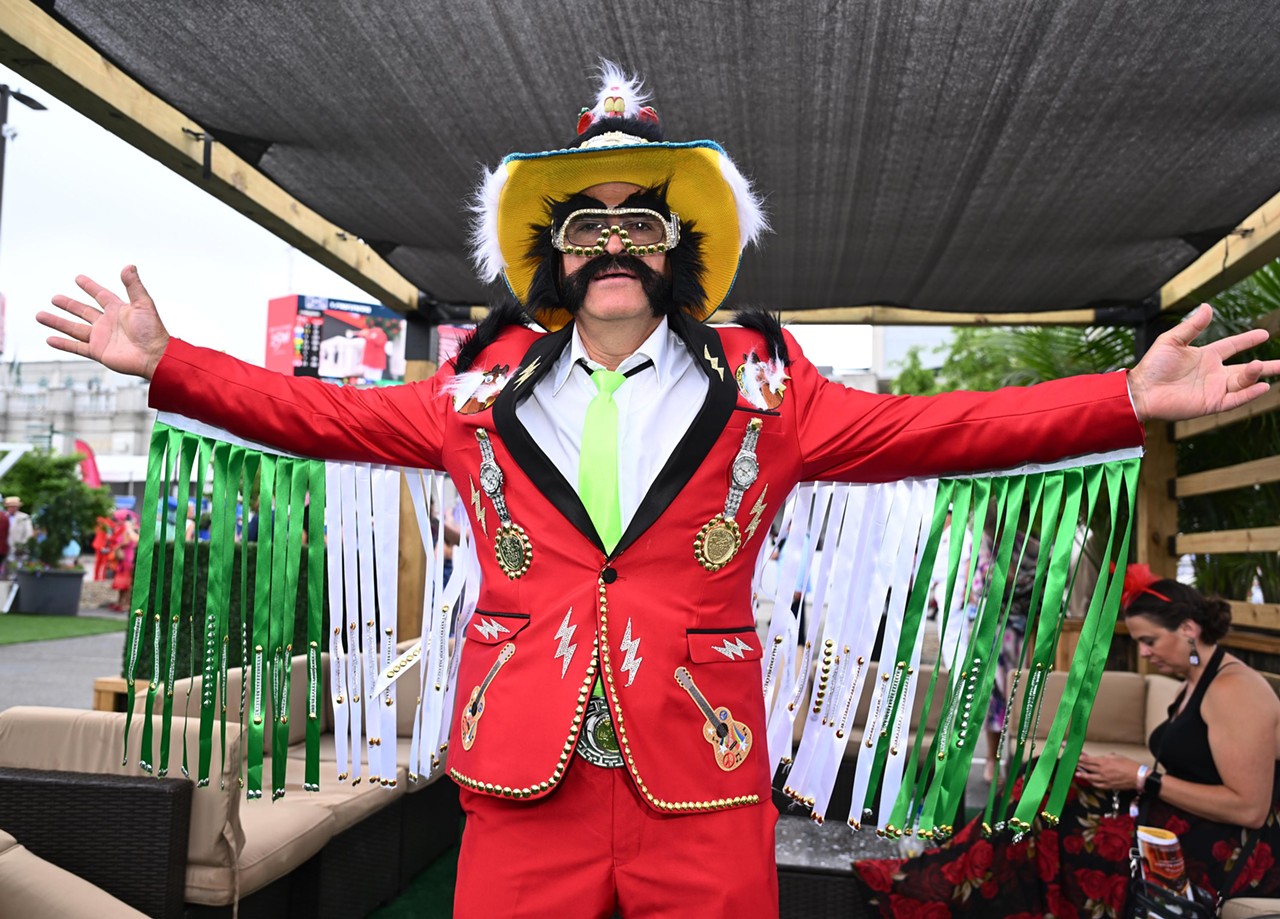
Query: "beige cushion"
185 799 334 905
0 707 243 871
159 652 327 753
0 828 151 918
1032 671 1146 743
1145 674 1182 738
1222 898 1280 919
279 755 404 833
1077 670 1149 743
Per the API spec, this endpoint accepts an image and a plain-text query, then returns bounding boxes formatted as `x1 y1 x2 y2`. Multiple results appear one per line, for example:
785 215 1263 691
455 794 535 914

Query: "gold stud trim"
596 581 759 814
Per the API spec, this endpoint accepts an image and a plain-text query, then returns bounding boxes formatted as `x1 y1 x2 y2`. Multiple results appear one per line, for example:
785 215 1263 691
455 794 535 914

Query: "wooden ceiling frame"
0 0 420 313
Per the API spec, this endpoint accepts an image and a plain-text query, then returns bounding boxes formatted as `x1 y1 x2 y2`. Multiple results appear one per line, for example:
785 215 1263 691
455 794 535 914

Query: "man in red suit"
41 64 1279 918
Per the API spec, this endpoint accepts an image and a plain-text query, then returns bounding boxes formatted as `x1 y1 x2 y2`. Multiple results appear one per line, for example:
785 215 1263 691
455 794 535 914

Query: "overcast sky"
0 63 873 371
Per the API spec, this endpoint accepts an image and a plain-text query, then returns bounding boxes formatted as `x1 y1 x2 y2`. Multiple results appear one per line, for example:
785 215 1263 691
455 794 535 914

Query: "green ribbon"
158 432 199 777
305 460 326 791
246 453 276 798
140 425 179 775
123 422 170 767
198 441 232 786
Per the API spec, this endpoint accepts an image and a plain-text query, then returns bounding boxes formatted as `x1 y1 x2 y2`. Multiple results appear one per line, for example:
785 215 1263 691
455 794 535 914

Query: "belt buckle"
577 696 624 768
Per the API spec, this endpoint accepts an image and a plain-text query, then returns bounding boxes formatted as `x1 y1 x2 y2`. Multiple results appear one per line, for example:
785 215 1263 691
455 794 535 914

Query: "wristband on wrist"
1136 764 1150 791
1143 769 1164 800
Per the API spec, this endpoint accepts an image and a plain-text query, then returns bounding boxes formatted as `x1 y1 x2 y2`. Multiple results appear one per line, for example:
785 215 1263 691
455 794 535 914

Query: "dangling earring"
1187 637 1200 667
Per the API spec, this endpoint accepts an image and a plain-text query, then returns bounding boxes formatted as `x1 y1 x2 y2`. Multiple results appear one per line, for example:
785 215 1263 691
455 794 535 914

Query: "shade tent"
8 0 1280 322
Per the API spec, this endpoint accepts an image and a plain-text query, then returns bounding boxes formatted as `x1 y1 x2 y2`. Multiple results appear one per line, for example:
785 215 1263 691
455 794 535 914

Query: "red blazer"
151 315 1143 814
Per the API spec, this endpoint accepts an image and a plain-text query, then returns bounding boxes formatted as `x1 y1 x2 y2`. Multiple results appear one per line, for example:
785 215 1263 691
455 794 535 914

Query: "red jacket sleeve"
149 339 449 469
784 332 1145 483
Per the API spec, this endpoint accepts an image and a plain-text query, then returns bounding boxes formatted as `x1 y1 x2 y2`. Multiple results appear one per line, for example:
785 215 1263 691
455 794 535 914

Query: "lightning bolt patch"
712 637 754 660
469 476 488 536
474 618 510 641
703 345 725 381
745 484 769 542
553 607 578 679
618 619 643 687
513 357 542 389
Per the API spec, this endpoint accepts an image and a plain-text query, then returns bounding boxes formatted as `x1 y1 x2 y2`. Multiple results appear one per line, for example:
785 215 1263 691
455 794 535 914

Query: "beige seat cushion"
185 798 335 906
0 829 150 919
1222 898 1280 919
0 707 243 872
280 754 405 834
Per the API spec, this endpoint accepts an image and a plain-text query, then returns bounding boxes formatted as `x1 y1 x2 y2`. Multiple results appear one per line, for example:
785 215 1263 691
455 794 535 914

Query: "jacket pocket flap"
467 611 529 644
687 628 763 663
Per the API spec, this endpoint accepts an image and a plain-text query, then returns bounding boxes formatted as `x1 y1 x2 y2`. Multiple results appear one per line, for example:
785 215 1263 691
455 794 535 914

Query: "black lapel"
612 311 738 557
491 323 604 551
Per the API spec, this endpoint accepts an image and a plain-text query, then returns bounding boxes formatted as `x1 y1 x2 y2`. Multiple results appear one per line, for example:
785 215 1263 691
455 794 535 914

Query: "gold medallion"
694 514 742 572
494 522 533 579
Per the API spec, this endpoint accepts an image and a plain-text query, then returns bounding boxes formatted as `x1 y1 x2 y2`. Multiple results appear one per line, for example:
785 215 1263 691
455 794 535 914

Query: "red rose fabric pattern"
852 773 1280 916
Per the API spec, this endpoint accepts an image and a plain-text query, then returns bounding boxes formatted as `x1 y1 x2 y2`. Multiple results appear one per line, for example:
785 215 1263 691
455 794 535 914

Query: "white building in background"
0 360 153 499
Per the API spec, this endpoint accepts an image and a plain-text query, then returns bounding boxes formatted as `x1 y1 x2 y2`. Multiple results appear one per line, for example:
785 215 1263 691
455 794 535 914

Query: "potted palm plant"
1 449 114 615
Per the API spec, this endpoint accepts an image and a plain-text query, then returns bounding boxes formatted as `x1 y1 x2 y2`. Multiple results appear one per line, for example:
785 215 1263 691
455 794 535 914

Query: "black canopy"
36 0 1280 316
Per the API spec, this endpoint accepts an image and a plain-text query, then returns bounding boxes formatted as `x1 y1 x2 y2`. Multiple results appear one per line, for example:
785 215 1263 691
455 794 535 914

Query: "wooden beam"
1174 455 1280 497
1136 424 1179 576
773 306 1099 327
1174 526 1280 555
1227 600 1280 632
1159 187 1280 315
1173 386 1280 439
0 0 419 312
1220 630 1280 655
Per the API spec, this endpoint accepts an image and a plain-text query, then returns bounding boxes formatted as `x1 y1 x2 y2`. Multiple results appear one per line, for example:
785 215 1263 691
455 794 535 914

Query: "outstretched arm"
1128 303 1279 422
38 266 171 379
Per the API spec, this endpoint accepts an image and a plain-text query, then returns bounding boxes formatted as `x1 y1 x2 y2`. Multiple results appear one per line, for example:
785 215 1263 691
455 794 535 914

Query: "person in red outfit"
40 63 1280 918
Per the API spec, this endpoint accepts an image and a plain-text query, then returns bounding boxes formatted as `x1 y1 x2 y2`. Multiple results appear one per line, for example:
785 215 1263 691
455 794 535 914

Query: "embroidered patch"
513 356 542 389
445 364 510 414
735 351 789 410
474 617 510 641
554 607 578 679
618 618 643 687
469 476 488 536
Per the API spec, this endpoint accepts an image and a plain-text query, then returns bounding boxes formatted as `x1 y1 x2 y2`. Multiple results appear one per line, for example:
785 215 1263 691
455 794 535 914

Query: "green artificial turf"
0 614 127 646
369 845 458 919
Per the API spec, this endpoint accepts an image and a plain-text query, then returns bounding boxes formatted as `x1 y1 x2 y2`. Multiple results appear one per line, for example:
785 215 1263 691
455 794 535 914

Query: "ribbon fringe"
761 456 1140 838
126 417 1138 836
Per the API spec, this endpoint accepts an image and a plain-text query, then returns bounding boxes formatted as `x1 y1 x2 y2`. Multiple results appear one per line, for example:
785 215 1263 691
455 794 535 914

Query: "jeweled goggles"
551 207 681 257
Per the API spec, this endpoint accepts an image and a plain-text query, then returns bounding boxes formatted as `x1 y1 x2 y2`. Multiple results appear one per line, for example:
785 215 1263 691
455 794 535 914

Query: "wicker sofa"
0 653 459 919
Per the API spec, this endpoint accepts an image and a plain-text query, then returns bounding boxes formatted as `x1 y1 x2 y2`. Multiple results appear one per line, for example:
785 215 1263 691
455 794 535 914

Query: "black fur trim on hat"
450 297 529 374
732 308 790 365
573 114 665 148
668 221 707 316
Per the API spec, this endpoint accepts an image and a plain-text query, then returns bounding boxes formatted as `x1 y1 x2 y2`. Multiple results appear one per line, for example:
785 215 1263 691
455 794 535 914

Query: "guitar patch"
674 667 753 771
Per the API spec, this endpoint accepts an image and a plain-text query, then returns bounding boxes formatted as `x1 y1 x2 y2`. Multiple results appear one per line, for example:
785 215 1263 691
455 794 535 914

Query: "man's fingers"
48 294 101 323
1204 327 1269 362
120 264 154 307
35 310 92 342
45 336 91 359
1164 303 1214 347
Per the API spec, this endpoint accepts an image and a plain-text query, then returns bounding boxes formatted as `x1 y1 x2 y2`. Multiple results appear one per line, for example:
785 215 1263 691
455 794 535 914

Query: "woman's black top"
1148 644 1226 785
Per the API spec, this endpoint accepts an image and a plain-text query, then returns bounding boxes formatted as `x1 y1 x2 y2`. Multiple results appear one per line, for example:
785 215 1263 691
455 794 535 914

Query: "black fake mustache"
560 254 671 315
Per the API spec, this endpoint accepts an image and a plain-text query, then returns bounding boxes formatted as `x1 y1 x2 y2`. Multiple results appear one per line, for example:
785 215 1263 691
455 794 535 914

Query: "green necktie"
580 368 626 552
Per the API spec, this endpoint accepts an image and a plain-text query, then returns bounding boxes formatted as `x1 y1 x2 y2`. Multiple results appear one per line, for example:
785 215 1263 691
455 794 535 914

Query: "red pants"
454 759 779 918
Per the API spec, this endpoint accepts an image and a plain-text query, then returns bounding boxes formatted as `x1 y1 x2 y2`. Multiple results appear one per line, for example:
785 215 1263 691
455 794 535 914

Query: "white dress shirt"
515 318 709 529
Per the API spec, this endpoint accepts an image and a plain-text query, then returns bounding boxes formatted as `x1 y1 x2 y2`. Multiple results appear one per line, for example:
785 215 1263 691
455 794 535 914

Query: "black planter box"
15 569 84 615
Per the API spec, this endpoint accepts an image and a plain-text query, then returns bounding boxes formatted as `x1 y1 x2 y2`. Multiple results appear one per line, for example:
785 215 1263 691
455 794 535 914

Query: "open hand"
1129 304 1279 422
39 266 171 380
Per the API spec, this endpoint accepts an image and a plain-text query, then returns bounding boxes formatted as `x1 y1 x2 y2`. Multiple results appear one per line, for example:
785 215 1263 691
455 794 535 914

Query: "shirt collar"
553 317 671 395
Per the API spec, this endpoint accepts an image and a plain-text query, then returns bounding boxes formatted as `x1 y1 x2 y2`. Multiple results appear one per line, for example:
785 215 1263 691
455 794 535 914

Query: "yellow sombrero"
469 63 767 331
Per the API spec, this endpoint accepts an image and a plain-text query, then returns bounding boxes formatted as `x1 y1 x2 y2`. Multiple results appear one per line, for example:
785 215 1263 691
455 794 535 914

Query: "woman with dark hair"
852 566 1280 916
